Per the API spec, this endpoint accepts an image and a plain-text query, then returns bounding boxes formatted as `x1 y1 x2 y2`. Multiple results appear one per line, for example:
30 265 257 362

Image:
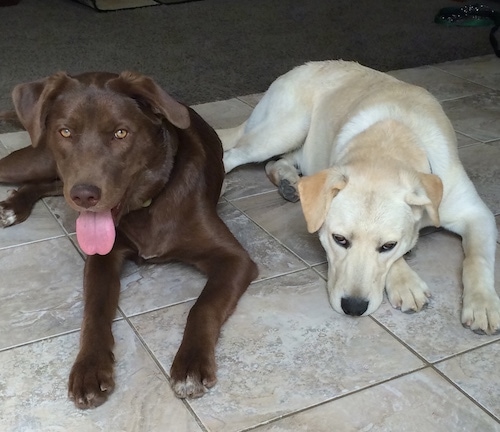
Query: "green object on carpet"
435 4 496 27
434 3 500 58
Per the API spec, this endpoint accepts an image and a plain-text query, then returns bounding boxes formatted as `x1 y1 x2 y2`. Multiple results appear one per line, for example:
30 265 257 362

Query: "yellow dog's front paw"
386 264 431 314
462 292 500 335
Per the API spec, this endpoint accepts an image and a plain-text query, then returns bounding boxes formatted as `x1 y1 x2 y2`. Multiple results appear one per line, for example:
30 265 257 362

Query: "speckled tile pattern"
388 65 489 102
1 322 203 432
442 90 500 142
251 369 500 432
132 271 424 432
0 56 499 431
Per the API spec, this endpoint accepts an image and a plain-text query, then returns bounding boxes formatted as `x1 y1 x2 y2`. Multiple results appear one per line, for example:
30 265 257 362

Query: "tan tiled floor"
0 56 499 432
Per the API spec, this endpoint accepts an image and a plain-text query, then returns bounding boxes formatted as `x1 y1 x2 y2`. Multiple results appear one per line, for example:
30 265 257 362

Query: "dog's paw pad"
278 179 299 202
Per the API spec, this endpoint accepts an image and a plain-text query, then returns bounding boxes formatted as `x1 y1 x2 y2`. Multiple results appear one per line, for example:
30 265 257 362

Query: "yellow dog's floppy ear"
298 168 346 233
406 173 443 227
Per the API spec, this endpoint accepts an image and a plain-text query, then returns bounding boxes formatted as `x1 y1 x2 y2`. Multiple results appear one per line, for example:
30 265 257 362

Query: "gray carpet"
0 0 498 109
74 0 197 11
75 0 162 11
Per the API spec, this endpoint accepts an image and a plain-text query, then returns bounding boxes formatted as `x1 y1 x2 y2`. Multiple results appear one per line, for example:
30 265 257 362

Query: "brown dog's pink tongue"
76 211 116 255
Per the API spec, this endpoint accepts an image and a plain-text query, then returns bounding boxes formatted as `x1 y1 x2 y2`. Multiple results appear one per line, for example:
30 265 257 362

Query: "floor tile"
191 98 253 129
119 260 206 317
436 342 500 420
219 201 307 280
434 55 500 91
0 321 202 432
252 368 500 432
223 163 277 201
372 230 500 363
313 262 328 280
132 270 423 432
0 237 84 350
458 143 500 214
44 196 78 235
237 92 264 107
0 130 30 152
456 131 480 148
232 191 326 266
0 141 8 159
442 90 500 142
388 65 489 101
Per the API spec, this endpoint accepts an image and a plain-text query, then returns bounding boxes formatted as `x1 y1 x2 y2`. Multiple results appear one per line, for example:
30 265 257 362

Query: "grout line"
0 327 81 354
369 315 500 423
0 314 126 354
429 64 499 93
238 365 430 432
224 198 322 269
118 309 210 432
0 233 67 251
431 351 500 423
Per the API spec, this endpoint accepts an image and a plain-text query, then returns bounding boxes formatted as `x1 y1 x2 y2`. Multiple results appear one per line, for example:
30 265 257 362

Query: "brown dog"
0 71 258 409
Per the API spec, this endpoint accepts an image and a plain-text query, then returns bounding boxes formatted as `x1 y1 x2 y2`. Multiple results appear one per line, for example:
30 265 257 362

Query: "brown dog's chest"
117 201 176 260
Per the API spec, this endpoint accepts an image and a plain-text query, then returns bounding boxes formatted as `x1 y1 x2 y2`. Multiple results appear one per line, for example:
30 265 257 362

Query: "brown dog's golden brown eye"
114 129 128 139
59 128 71 138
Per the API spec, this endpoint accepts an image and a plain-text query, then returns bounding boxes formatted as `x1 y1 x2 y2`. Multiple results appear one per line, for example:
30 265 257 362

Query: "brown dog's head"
12 71 190 255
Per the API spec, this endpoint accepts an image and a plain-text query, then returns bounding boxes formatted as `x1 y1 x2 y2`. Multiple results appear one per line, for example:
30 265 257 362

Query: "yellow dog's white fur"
219 60 500 334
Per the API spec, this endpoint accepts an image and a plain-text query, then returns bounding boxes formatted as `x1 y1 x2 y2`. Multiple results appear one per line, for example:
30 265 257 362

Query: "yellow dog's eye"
333 234 350 249
379 241 397 253
114 129 128 139
59 128 71 138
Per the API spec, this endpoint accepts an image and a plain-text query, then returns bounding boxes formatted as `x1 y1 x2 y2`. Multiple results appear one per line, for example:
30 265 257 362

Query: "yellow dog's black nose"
341 297 368 316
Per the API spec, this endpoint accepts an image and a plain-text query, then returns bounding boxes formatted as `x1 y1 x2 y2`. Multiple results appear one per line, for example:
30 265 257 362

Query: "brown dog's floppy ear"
298 168 347 233
110 72 190 130
12 72 72 147
406 173 443 227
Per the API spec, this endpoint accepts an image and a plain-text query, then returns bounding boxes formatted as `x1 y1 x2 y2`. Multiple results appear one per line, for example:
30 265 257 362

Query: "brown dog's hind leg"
0 145 57 184
0 181 63 227
0 145 60 227
169 218 258 398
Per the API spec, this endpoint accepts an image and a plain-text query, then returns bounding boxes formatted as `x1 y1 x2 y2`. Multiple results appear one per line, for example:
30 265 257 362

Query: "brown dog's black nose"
70 184 101 208
341 297 369 316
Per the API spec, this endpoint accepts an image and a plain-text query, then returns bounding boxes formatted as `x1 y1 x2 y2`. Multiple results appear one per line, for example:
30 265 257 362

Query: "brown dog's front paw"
68 351 115 409
169 351 217 399
0 201 18 227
